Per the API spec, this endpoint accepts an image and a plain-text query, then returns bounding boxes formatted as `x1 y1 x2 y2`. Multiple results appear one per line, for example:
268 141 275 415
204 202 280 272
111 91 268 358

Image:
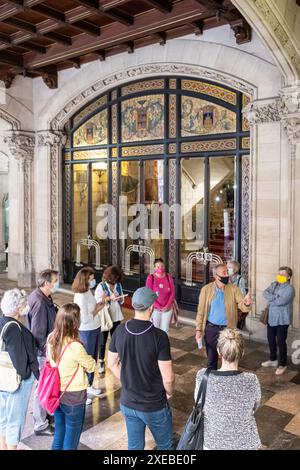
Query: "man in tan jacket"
195 263 252 369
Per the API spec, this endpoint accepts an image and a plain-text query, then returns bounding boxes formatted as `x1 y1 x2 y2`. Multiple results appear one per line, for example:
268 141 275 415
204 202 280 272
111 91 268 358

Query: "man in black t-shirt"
108 287 175 450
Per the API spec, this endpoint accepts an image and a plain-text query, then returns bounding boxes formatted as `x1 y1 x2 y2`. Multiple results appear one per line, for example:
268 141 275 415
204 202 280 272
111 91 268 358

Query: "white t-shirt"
74 290 101 331
94 282 124 323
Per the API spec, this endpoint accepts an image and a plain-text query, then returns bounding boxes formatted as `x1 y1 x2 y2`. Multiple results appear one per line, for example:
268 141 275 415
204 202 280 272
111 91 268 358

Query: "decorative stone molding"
37 131 66 270
4 131 35 285
243 98 280 125
278 86 300 144
0 109 21 130
50 63 255 130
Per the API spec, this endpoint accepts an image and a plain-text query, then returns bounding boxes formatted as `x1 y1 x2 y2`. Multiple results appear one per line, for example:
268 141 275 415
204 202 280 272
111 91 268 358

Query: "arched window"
63 77 250 309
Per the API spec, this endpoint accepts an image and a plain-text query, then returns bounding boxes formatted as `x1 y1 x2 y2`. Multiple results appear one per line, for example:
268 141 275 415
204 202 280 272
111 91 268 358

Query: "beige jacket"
195 282 251 333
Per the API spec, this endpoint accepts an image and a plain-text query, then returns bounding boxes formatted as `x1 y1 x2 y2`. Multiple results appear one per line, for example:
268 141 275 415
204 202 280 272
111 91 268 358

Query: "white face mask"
228 268 234 277
50 280 60 294
89 279 96 289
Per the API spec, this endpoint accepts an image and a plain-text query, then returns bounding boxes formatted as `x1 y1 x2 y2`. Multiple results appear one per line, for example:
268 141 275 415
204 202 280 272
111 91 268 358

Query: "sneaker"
275 366 287 376
85 397 93 406
261 360 278 367
87 386 102 396
34 424 54 436
99 361 105 374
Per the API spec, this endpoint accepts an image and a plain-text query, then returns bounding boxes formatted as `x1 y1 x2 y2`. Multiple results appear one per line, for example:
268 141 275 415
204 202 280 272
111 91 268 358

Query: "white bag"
99 304 113 332
0 321 22 393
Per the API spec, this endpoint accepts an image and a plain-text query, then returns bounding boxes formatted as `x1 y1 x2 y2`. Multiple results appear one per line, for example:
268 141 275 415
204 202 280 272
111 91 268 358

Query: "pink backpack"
37 341 79 414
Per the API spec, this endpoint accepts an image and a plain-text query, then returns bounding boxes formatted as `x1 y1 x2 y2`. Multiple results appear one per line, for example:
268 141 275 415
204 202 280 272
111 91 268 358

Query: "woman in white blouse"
95 265 124 374
72 267 103 404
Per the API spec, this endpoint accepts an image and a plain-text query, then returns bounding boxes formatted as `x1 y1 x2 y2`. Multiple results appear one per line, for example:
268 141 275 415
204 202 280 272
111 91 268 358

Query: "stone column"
36 131 66 274
279 85 300 337
4 131 35 286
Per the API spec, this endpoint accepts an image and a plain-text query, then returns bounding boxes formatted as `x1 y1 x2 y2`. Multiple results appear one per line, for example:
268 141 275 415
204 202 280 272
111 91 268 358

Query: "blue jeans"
0 373 35 446
79 328 100 386
120 403 173 450
52 403 85 450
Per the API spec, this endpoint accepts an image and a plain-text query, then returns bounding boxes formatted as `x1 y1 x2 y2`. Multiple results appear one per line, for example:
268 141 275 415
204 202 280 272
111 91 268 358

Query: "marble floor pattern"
1 276 300 450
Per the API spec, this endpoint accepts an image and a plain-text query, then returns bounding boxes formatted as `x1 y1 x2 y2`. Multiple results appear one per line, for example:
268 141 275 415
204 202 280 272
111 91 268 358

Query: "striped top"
194 368 261 450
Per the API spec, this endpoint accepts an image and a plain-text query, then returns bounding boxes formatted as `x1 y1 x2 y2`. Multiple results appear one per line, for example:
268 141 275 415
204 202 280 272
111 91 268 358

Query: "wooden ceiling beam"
3 17 73 45
142 0 173 13
0 49 23 67
0 31 47 53
72 0 133 26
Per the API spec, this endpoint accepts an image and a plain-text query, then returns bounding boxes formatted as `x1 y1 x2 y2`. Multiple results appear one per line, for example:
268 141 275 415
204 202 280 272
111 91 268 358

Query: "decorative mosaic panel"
121 144 164 157
73 109 108 147
64 164 72 260
169 143 177 154
181 139 236 153
73 95 107 127
111 162 118 264
181 96 236 137
121 79 164 96
111 147 118 158
121 94 164 142
182 80 237 105
168 159 177 276
73 149 107 160
242 94 251 132
169 79 177 89
112 90 118 101
112 105 118 144
169 94 177 139
64 151 70 161
241 155 250 285
242 137 250 149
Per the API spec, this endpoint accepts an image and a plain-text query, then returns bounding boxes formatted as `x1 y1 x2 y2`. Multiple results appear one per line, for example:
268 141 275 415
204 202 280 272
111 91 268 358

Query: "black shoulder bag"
176 368 212 450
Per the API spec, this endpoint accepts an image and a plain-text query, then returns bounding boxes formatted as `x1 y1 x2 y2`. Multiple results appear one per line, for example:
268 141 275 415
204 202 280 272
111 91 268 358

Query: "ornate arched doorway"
63 76 250 310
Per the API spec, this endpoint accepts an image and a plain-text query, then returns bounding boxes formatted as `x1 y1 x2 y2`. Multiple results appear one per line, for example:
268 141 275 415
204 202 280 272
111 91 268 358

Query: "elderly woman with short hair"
0 289 39 450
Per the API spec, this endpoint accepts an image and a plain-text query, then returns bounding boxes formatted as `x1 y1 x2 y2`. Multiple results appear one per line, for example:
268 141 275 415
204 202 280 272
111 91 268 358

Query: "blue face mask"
89 279 96 289
51 281 60 294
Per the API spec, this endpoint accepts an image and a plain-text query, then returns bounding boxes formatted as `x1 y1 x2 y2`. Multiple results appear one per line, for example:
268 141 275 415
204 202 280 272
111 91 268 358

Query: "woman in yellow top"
47 303 96 450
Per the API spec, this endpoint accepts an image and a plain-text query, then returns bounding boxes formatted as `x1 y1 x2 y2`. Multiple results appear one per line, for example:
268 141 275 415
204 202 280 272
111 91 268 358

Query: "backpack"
37 341 79 414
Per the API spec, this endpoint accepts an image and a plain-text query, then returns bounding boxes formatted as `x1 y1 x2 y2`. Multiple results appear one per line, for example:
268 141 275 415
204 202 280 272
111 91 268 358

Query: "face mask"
51 281 60 294
89 279 96 289
228 268 234 277
276 275 287 284
218 275 229 285
19 304 30 316
155 267 165 275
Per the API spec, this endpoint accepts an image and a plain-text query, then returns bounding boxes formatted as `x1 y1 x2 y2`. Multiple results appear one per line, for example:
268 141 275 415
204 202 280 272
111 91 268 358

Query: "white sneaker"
85 397 93 405
275 366 287 376
99 361 105 374
87 386 102 396
261 360 278 367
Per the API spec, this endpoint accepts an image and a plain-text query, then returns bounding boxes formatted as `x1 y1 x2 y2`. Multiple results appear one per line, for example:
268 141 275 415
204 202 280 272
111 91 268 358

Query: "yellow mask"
276 275 287 284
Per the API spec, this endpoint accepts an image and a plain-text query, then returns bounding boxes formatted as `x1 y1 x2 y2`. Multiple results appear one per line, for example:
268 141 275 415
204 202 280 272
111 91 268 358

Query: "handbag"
0 321 22 393
260 282 278 325
99 304 113 332
177 368 212 450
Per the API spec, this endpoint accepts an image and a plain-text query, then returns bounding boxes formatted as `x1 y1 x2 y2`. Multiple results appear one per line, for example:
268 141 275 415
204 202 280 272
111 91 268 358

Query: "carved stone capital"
37 130 66 148
278 85 300 144
243 99 280 125
4 131 35 163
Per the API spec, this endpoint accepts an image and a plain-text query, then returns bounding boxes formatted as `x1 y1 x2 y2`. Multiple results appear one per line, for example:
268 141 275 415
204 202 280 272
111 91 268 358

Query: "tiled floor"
1 274 300 450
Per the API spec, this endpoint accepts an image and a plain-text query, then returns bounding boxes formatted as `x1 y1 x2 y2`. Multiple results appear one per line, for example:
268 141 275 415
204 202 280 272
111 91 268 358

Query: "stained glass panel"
181 96 236 137
121 94 164 142
73 109 108 147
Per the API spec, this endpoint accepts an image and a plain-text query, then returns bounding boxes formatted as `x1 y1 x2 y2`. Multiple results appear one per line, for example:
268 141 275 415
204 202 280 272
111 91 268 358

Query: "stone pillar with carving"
279 85 300 333
36 131 66 274
4 131 35 286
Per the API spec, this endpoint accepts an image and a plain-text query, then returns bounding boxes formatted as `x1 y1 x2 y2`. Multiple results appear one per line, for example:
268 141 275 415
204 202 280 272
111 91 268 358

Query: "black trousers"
99 321 121 360
267 324 289 367
204 322 226 370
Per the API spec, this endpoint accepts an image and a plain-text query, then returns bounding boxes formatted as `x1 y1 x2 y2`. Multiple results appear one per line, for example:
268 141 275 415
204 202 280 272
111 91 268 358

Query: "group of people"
0 258 295 450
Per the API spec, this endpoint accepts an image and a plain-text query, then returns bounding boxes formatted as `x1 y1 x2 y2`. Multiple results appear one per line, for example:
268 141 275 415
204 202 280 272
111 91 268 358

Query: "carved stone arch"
233 0 300 85
49 63 257 131
0 109 21 131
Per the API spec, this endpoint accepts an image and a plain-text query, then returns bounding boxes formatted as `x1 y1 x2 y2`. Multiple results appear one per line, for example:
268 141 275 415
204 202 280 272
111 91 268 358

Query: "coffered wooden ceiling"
0 0 251 89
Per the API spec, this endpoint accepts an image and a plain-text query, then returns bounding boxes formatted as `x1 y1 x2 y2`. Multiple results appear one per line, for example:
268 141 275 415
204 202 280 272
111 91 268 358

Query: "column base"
18 271 36 288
